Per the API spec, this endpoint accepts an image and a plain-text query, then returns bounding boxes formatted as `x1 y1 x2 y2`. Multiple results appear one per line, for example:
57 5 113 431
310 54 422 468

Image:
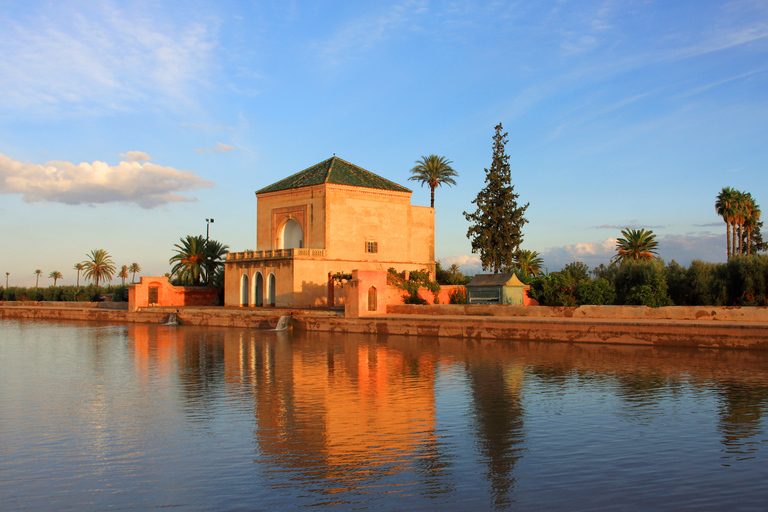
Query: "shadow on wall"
300 280 333 307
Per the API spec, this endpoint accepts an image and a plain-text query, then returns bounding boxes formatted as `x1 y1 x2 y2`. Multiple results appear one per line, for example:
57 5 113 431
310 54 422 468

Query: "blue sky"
2 0 767 287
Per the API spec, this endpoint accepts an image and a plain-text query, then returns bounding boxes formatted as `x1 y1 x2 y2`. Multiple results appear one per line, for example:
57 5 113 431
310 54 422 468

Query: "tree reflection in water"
465 357 525 508
717 379 768 458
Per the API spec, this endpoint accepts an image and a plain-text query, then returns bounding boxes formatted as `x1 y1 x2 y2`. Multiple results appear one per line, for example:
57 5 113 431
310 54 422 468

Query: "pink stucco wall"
129 277 219 312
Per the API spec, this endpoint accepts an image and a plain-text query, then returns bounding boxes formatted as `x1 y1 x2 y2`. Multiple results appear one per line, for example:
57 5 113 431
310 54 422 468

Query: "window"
366 241 378 253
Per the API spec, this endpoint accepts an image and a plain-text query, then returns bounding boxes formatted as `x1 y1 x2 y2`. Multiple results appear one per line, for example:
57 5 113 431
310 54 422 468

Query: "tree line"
715 187 764 259
2 233 230 301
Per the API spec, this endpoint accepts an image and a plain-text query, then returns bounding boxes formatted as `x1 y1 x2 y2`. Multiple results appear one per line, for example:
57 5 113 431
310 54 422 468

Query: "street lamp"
206 218 214 242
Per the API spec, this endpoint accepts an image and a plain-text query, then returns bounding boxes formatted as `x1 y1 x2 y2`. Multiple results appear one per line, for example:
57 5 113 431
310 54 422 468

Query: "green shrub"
529 273 577 306
574 278 616 305
409 269 430 283
42 286 64 301
665 260 689 305
612 259 672 307
401 281 427 305
449 288 467 304
724 255 768 305
624 274 673 307
562 262 591 283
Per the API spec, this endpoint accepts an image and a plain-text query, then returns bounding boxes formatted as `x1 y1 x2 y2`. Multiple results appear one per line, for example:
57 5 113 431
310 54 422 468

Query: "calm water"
2 319 768 511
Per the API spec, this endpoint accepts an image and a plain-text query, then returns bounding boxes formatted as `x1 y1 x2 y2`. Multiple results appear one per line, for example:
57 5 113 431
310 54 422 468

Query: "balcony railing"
226 248 327 261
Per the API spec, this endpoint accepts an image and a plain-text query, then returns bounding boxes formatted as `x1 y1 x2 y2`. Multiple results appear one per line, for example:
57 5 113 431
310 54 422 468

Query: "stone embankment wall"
4 302 768 350
387 304 768 322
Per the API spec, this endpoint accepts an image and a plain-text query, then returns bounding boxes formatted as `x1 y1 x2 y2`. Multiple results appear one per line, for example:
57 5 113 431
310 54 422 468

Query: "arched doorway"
240 274 249 306
281 219 303 249
368 286 377 312
254 272 264 306
268 273 276 307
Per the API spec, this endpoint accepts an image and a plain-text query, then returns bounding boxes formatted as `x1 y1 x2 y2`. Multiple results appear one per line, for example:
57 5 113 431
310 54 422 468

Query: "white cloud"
542 239 617 271
213 142 236 153
541 233 727 271
119 151 152 162
0 152 213 209
0 4 216 113
439 254 483 275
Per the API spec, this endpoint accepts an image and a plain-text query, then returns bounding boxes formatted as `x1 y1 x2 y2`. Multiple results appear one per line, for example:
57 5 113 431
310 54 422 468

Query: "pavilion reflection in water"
126 324 768 501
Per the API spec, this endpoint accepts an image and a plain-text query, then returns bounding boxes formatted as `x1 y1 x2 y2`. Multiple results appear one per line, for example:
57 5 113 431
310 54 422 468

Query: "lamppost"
206 218 214 242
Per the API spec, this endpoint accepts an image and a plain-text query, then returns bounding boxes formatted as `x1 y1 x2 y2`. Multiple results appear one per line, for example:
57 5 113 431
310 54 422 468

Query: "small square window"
366 241 378 253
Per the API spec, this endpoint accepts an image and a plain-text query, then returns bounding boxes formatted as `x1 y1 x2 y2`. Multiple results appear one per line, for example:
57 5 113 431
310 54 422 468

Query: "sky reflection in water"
1 319 768 511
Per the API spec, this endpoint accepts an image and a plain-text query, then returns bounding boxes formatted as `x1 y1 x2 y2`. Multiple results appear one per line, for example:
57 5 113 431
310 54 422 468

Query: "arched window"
368 286 377 312
240 274 249 306
281 219 303 249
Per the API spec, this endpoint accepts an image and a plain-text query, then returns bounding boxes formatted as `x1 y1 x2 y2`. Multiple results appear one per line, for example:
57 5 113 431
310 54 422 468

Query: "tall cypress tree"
464 123 529 273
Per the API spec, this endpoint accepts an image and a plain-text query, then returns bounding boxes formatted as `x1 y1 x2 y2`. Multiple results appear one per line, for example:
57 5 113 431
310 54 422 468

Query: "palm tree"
613 228 659 262
73 262 85 287
740 193 760 255
716 187 738 260
515 250 544 276
204 239 229 285
170 235 208 285
128 262 141 284
449 263 460 276
408 155 458 208
118 265 129 286
733 190 748 256
34 269 42 288
82 249 116 288
49 270 62 286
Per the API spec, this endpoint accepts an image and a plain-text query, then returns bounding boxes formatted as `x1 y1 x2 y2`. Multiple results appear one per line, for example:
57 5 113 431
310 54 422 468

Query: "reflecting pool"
2 318 768 511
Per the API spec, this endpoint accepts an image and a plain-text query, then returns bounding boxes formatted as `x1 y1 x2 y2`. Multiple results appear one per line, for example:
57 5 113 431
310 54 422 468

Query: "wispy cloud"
0 3 217 114
593 223 665 230
0 152 213 208
213 142 236 153
119 151 152 162
195 142 236 154
314 0 428 68
182 122 234 130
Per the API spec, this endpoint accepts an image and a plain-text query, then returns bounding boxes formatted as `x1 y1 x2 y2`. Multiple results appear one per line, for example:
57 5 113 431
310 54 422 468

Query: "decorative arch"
280 219 303 249
268 273 276 307
367 286 377 312
240 274 249 306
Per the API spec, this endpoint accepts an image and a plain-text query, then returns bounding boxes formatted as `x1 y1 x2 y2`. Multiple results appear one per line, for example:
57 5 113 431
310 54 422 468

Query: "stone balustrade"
227 248 327 261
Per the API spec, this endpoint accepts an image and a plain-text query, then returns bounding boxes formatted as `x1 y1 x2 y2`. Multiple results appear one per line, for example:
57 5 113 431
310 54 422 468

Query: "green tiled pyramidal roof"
256 157 411 194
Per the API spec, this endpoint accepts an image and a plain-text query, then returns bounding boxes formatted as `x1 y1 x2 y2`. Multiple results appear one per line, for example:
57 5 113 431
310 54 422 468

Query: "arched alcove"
240 274 249 306
254 272 264 307
268 273 276 307
281 219 303 249
368 286 377 312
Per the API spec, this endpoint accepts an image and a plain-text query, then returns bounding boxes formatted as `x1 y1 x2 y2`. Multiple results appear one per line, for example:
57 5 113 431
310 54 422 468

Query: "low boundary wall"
3 303 768 350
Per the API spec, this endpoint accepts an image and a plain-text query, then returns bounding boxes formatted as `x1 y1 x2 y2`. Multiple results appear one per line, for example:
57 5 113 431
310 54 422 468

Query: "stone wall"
386 303 768 322
129 277 219 312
